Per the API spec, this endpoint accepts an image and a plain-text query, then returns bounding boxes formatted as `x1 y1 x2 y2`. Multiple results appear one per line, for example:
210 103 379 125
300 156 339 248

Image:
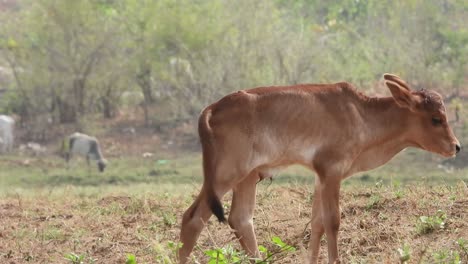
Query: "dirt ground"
0 183 467 263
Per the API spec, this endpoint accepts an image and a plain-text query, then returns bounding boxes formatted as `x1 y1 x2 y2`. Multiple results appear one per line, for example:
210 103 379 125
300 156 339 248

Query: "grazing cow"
63 132 107 172
0 115 14 153
178 74 460 263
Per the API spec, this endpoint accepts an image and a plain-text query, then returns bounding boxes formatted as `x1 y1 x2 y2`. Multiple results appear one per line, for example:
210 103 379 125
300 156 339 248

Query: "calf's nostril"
455 144 461 153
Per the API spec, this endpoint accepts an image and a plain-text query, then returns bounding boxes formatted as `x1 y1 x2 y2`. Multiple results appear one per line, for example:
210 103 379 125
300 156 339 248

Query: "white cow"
63 132 107 172
0 115 14 153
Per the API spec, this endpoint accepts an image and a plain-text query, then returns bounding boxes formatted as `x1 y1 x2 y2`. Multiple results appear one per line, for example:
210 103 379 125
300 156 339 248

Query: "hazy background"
0 0 467 183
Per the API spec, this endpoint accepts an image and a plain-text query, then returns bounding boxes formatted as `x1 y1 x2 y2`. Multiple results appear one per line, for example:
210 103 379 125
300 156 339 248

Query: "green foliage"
204 245 249 264
366 194 382 210
64 253 96 264
257 236 296 263
167 241 183 255
125 254 137 264
432 249 461 264
394 189 405 199
162 212 177 227
392 180 405 199
456 238 468 257
415 210 447 235
64 253 84 264
397 243 411 263
0 0 466 136
152 241 182 263
204 236 296 264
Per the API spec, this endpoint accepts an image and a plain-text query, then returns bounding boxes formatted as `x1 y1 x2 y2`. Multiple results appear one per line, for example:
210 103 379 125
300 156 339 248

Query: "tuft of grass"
392 179 405 199
126 254 137 264
64 253 96 264
203 236 296 264
162 212 177 227
365 194 382 210
151 241 181 263
456 238 468 258
64 253 85 264
397 243 411 263
415 210 447 235
125 198 148 215
432 249 461 264
204 244 249 264
258 236 296 263
43 226 67 241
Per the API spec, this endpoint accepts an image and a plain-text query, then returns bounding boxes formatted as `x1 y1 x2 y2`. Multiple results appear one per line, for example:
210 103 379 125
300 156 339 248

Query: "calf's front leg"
319 176 342 264
308 177 325 263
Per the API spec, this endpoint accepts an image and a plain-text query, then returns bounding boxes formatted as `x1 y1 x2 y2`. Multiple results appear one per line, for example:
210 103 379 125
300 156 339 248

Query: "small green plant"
126 254 137 264
456 238 468 257
204 236 296 264
449 193 457 201
392 180 405 199
375 180 383 188
64 253 85 264
415 210 447 235
152 241 181 263
44 227 66 241
162 212 177 227
366 194 381 210
394 189 404 199
204 244 249 264
432 249 461 264
397 243 411 263
168 241 183 253
257 236 296 263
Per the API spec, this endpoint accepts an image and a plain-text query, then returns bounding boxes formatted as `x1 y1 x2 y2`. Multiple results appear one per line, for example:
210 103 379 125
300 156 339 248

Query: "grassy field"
0 151 467 263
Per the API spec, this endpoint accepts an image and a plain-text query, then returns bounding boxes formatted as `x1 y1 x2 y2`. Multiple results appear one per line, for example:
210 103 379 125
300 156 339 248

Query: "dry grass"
0 182 466 264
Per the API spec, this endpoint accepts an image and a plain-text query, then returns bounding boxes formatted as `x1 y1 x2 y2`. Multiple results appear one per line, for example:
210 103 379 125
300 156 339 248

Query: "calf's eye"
431 117 442 126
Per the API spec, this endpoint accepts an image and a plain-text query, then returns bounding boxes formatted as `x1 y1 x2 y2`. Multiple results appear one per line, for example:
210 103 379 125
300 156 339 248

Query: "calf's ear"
385 80 418 110
383 73 411 91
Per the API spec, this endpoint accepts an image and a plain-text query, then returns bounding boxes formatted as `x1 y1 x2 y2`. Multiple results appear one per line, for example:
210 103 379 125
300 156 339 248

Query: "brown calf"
179 74 460 263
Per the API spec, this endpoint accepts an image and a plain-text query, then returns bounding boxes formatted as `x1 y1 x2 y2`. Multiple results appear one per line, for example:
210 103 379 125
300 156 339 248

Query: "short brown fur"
179 74 460 263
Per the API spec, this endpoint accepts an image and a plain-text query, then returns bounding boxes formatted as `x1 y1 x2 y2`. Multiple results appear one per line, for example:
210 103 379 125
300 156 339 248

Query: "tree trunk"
136 66 155 127
141 100 150 127
101 87 117 119
73 78 86 115
56 97 77 123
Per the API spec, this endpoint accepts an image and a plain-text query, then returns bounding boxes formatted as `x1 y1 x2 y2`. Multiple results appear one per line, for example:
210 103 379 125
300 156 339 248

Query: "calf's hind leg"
228 172 260 258
179 187 215 263
179 181 232 263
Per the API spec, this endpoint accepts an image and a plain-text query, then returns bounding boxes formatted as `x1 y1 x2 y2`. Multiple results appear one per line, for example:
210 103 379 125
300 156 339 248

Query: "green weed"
366 194 382 210
43 227 66 241
397 243 411 263
456 238 468 257
162 212 177 227
204 236 296 264
432 249 461 264
204 245 249 264
64 253 96 264
151 241 181 263
126 254 137 264
415 210 447 235
257 236 296 263
392 179 405 199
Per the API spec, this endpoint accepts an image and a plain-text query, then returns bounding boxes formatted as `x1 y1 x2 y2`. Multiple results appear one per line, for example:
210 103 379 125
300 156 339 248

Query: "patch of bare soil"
0 184 467 263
